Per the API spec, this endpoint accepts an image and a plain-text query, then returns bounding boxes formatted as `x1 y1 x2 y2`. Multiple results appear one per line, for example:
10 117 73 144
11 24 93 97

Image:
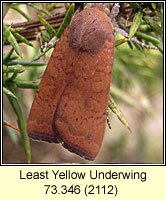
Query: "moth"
27 4 114 161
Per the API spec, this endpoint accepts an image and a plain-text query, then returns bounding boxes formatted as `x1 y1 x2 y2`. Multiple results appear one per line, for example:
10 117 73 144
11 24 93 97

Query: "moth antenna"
107 110 111 130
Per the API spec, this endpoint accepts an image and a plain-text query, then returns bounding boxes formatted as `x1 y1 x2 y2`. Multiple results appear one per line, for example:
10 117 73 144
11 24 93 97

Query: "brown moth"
27 4 114 161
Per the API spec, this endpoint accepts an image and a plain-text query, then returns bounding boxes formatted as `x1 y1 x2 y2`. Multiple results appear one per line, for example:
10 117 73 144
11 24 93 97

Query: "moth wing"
53 10 114 160
27 30 75 142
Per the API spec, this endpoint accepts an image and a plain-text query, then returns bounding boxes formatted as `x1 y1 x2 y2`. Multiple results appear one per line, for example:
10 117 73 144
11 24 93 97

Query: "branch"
5 12 65 44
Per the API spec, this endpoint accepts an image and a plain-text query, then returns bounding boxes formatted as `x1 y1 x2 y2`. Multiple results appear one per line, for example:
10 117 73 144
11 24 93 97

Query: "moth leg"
107 110 112 130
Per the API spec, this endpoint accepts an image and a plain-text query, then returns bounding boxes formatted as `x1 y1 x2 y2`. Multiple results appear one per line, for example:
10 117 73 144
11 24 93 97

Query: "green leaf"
151 3 156 10
4 23 22 57
130 3 141 11
47 3 56 12
3 25 11 45
129 10 143 39
108 95 132 133
144 15 163 35
115 38 128 47
14 80 40 89
12 27 25 33
127 41 133 49
133 42 143 52
8 31 22 57
135 31 160 45
3 48 14 63
5 73 18 82
3 65 25 73
6 86 31 163
11 4 30 21
27 3 51 16
159 4 163 30
3 87 17 99
56 3 75 38
84 3 92 9
11 30 34 47
40 31 51 43
139 24 152 32
7 60 45 66
38 15 56 38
